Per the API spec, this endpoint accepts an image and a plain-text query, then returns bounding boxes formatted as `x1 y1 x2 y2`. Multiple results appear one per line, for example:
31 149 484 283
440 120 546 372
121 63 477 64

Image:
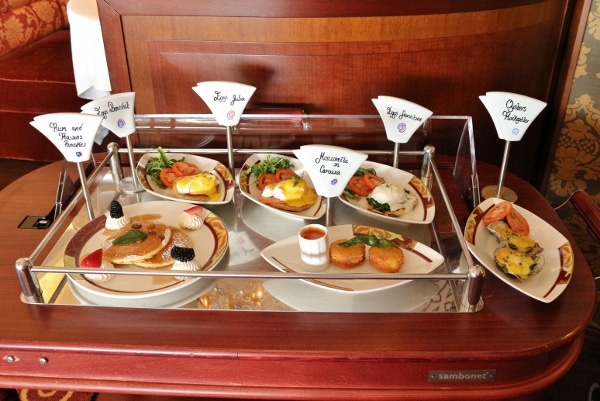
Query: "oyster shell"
486 220 513 239
487 221 543 257
493 246 544 281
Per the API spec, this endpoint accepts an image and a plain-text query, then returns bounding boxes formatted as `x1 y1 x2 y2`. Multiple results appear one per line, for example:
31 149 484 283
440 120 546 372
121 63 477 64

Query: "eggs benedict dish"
259 176 318 212
368 183 417 216
172 171 221 202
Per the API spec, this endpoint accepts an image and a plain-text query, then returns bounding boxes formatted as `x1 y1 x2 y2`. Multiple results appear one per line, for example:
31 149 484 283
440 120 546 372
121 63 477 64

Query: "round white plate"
238 153 327 220
136 152 234 205
65 201 229 307
464 197 574 303
261 224 444 294
338 160 435 224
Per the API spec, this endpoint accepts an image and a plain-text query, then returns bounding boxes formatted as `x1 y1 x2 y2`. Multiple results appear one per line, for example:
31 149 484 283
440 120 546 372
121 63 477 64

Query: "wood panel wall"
97 0 576 184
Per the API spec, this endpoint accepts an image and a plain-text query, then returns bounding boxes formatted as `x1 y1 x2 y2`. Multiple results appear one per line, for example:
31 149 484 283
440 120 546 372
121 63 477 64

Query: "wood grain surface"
0 158 595 400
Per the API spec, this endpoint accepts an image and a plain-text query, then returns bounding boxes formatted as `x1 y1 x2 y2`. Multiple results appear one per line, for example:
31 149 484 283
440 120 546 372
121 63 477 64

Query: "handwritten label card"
30 113 103 162
192 81 256 126
81 92 136 138
372 96 433 143
293 145 367 198
480 92 547 141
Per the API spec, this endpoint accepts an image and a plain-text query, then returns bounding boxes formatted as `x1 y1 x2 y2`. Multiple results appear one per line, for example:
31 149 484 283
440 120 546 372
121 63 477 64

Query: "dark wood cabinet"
98 0 586 185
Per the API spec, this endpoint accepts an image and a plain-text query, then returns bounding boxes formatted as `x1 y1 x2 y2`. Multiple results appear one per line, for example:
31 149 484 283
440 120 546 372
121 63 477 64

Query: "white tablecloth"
67 0 112 100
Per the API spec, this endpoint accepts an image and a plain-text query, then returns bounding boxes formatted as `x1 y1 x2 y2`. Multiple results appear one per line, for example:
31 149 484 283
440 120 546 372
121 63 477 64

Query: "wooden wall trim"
99 0 548 18
97 0 576 182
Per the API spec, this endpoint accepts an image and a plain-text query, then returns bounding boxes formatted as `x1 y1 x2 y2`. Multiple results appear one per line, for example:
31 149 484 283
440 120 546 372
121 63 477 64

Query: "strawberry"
80 248 103 268
184 205 204 215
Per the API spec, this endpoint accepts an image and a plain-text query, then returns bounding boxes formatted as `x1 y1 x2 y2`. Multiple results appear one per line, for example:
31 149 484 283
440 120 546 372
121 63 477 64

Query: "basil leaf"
338 235 397 248
112 229 147 245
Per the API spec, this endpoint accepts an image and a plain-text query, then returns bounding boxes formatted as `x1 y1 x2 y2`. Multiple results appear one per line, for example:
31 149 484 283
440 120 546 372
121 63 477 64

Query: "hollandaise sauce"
173 172 221 201
261 178 317 208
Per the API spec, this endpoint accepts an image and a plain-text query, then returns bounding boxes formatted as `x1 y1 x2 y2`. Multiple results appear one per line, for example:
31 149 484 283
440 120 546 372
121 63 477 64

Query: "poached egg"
173 172 220 201
261 178 317 209
369 183 417 213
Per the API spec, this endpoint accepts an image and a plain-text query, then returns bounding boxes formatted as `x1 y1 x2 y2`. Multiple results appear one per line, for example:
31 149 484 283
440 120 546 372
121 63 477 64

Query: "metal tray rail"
15 114 484 313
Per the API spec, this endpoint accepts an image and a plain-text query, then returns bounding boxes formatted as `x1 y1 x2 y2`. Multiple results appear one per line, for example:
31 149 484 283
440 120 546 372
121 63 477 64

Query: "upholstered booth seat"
0 0 86 161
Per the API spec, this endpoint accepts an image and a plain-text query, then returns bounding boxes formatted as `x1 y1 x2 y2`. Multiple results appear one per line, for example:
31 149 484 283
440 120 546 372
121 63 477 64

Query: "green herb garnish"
366 197 391 212
352 167 377 177
244 155 294 178
338 235 398 248
145 146 184 188
112 229 148 245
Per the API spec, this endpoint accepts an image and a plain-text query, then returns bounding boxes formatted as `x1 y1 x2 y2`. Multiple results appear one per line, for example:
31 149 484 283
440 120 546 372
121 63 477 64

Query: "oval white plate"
338 161 435 224
65 201 229 307
238 153 327 220
136 152 234 205
464 197 574 303
261 224 444 294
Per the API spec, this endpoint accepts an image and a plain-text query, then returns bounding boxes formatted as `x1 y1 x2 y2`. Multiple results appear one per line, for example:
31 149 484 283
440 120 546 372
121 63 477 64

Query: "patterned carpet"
1 389 92 401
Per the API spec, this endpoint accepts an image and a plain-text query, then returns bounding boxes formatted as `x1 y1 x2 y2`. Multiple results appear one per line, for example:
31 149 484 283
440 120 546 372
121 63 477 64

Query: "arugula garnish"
244 155 294 178
145 146 184 188
352 167 377 177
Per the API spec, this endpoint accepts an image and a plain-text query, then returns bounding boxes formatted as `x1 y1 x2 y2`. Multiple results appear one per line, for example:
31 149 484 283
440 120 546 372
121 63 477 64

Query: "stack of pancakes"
102 221 193 268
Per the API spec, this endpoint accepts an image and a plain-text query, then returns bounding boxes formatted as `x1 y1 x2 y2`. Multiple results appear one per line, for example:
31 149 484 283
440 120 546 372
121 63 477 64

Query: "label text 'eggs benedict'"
259 177 317 212
173 172 221 201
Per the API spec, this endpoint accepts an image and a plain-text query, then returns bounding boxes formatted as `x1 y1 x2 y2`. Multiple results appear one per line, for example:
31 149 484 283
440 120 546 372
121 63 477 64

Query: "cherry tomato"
172 161 200 177
275 168 298 182
507 207 530 236
159 168 179 188
257 173 277 191
363 173 385 191
348 175 371 197
482 201 512 226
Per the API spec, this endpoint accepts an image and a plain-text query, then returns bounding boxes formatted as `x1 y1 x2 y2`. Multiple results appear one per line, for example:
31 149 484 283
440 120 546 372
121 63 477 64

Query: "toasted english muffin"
102 222 172 264
133 227 193 269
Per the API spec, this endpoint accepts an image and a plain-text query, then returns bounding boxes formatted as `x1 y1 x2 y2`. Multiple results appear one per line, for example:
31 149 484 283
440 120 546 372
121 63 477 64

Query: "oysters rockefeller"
482 201 544 281
80 201 200 281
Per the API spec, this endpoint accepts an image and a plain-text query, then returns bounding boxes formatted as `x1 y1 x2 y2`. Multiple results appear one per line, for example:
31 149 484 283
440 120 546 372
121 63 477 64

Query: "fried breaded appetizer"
329 239 366 268
369 246 405 273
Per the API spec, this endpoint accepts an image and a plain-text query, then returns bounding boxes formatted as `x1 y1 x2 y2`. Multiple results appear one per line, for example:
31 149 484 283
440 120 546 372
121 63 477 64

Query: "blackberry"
171 246 195 262
109 200 124 218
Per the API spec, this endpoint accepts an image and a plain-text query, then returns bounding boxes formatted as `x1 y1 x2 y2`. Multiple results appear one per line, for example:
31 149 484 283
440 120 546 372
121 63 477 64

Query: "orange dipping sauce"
300 226 326 240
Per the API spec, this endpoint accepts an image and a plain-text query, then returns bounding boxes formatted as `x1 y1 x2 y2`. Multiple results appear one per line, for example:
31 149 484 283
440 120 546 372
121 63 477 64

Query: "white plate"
136 153 234 205
338 161 435 224
263 278 440 313
464 197 574 303
238 153 327 220
261 224 444 293
65 201 229 307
